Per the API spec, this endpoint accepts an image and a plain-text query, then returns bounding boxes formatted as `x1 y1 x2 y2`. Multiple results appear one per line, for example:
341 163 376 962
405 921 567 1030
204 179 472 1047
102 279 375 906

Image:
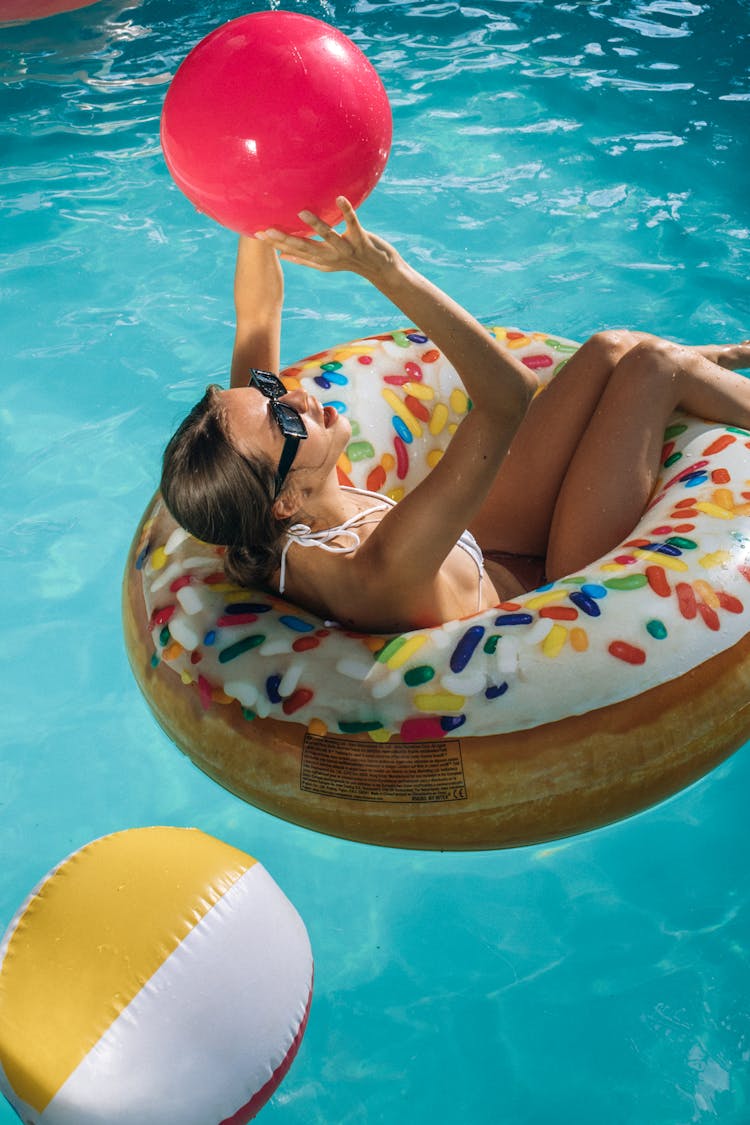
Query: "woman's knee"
583 329 643 368
612 337 684 387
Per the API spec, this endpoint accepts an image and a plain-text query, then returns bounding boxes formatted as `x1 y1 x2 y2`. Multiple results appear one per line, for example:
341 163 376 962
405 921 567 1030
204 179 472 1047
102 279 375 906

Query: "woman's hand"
258 196 400 283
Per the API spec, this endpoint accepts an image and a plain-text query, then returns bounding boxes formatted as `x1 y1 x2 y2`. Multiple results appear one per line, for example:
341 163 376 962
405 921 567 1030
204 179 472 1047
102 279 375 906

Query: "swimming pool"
1 0 749 1119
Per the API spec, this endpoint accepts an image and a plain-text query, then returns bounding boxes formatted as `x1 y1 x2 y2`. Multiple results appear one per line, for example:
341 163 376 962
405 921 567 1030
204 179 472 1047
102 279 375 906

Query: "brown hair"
160 385 291 588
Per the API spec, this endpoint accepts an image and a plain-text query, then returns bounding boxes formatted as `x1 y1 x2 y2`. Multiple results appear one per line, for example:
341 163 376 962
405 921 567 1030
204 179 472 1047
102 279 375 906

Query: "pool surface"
2 1 749 1121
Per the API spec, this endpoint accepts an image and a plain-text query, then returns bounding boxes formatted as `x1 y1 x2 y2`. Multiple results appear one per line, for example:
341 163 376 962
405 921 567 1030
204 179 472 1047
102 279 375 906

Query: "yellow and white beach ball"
0 827 313 1124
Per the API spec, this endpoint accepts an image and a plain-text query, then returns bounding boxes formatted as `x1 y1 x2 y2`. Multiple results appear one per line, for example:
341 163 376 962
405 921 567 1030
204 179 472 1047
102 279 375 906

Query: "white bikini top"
278 486 486 610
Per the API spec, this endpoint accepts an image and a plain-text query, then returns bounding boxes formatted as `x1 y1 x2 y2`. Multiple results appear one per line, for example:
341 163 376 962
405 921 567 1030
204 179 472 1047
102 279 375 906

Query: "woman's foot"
695 341 750 370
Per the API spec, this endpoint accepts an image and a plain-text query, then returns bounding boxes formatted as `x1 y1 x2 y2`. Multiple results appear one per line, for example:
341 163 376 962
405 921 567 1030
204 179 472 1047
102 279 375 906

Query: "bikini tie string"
279 524 362 594
278 502 389 594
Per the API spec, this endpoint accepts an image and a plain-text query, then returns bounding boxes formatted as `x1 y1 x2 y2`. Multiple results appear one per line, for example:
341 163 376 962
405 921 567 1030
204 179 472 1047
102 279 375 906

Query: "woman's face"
221 385 351 491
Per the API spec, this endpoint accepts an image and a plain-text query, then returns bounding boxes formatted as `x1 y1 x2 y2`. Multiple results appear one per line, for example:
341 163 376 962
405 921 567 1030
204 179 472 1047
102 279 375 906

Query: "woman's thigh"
468 330 642 556
546 337 750 577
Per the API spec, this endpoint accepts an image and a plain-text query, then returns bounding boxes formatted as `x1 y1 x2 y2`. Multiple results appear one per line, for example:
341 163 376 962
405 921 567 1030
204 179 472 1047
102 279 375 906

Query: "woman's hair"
160 385 291 589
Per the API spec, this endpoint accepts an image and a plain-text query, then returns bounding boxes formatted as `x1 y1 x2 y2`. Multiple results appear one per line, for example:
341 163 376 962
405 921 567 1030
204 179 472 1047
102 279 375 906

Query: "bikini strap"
278 501 391 594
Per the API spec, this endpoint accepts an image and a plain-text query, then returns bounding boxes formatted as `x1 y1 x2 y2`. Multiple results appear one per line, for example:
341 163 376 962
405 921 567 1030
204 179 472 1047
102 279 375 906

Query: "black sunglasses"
249 368 307 498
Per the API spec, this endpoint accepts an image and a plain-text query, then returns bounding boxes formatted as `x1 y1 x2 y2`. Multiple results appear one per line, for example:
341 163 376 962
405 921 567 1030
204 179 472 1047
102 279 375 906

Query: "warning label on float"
300 734 467 804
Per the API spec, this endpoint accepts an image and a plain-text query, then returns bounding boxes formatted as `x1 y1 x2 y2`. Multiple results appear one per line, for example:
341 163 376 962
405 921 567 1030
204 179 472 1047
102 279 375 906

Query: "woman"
161 197 750 633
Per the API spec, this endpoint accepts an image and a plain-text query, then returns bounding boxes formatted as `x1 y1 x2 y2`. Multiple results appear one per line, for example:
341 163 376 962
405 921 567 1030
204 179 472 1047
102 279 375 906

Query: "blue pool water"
2 0 750 1120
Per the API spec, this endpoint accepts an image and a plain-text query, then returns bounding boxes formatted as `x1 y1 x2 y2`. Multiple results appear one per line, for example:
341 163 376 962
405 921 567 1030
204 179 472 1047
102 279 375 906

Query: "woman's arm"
259 198 537 418
229 235 284 388
260 201 538 586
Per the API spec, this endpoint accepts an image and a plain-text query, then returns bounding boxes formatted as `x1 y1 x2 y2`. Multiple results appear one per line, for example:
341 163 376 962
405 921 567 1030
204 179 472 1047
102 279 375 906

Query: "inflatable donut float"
0 827 312 1124
123 327 750 849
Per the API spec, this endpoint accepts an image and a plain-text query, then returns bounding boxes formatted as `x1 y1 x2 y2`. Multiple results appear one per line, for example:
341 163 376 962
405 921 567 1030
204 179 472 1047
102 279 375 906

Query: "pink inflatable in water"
161 11 392 237
0 0 99 20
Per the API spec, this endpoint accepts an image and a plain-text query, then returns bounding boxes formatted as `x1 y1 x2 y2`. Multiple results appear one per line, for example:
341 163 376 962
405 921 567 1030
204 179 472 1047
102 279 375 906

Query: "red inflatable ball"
0 0 99 20
160 11 392 237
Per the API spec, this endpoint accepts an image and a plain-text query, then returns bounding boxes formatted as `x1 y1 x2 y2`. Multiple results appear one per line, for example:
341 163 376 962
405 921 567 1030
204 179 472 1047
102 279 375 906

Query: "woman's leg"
545 338 750 579
469 330 651 555
469 332 750 558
